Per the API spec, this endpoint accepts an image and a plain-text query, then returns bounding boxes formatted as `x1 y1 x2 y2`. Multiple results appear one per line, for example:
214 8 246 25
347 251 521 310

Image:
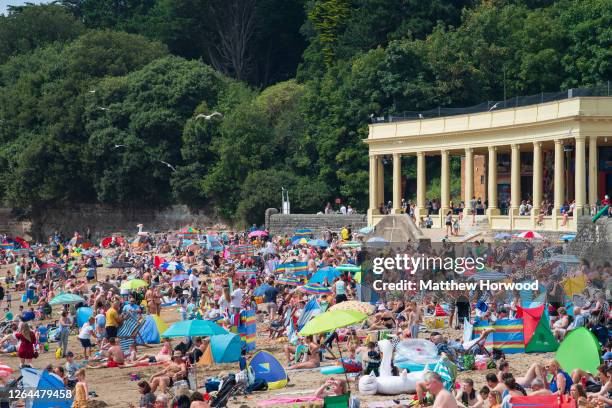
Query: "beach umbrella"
308 267 341 284
308 239 329 248
0 364 13 377
515 231 544 239
299 283 332 295
329 301 375 315
494 233 513 240
359 226 374 234
236 268 258 276
120 279 148 290
161 261 184 271
336 264 360 272
562 275 587 297
248 230 268 238
170 274 189 283
339 241 362 249
366 236 389 248
162 319 228 338
275 277 302 286
299 310 367 336
49 293 85 306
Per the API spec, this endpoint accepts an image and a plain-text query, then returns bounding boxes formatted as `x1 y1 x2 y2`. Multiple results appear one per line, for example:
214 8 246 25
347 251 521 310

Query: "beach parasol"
299 310 367 336
562 275 587 297
308 239 329 248
161 261 184 271
120 279 148 290
248 230 268 238
276 277 302 286
235 268 258 276
299 283 332 295
170 274 189 283
336 264 360 272
0 364 13 377
515 231 544 239
49 293 85 306
329 301 375 315
162 319 228 338
359 226 374 234
308 267 341 285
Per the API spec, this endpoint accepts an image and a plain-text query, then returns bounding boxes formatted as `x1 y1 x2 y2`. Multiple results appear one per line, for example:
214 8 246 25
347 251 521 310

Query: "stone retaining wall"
267 213 367 237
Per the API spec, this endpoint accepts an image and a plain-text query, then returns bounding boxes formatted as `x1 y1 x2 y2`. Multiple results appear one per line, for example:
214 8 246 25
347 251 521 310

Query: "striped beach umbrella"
299 283 332 295
276 277 302 286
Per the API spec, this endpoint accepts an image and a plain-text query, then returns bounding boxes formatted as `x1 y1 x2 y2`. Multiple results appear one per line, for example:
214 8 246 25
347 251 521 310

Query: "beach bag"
205 378 220 393
462 355 475 370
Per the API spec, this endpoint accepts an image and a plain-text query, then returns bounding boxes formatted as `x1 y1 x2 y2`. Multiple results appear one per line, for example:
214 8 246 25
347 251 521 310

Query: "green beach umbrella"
336 264 361 272
49 293 85 306
162 319 228 338
120 279 148 290
299 310 367 336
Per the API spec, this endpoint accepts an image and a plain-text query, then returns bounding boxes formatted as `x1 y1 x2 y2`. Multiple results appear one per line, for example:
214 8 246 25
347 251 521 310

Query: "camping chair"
117 314 148 353
323 393 350 408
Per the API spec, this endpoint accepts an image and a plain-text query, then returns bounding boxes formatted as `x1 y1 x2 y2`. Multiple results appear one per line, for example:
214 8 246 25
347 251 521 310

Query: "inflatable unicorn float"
358 338 443 395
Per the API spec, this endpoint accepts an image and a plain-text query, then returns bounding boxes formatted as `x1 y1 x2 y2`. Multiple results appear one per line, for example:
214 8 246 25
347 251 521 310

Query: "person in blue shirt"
547 360 573 394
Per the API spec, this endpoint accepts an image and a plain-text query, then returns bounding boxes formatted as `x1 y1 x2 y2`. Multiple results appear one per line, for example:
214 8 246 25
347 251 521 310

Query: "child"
36 324 48 353
364 342 381 377
5 292 11 308
179 304 187 321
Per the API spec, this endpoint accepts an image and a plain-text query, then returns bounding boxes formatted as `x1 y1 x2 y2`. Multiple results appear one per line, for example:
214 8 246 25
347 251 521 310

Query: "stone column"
464 148 474 215
554 139 565 214
377 157 384 208
575 135 587 215
510 144 521 216
440 150 450 217
392 153 402 214
532 142 542 216
368 155 378 216
416 151 427 217
588 135 598 212
487 146 499 215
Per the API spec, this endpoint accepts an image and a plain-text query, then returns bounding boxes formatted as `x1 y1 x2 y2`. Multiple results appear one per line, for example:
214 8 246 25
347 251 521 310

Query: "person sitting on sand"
455 378 484 408
87 337 125 368
285 335 320 370
314 377 347 398
149 353 187 394
426 372 457 408
529 378 552 396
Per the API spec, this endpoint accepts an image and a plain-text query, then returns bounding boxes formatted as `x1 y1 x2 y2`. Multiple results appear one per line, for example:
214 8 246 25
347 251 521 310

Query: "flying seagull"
89 90 96 93
159 160 177 172
418 113 424 119
195 112 223 120
113 144 125 149
98 107 109 111
489 102 500 111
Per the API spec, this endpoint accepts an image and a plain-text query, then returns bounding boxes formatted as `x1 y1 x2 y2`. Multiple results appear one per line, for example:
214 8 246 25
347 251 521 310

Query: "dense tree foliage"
0 0 610 225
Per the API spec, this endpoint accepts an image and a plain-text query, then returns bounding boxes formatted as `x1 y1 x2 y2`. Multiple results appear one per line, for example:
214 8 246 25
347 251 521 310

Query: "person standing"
334 276 348 304
78 317 95 359
105 301 123 339
15 322 36 367
58 310 71 358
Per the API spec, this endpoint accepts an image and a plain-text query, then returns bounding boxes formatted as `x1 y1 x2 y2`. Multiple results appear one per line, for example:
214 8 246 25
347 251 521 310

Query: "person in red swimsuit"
15 322 36 367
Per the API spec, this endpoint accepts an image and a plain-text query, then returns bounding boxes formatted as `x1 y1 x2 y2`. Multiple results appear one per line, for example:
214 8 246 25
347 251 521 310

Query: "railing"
370 82 611 123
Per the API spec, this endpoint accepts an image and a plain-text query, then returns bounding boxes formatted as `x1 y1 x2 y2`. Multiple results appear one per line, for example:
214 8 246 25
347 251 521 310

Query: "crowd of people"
0 222 607 408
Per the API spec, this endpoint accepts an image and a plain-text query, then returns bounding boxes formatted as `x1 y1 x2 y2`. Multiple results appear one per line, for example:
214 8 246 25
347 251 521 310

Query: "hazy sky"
1 0 49 15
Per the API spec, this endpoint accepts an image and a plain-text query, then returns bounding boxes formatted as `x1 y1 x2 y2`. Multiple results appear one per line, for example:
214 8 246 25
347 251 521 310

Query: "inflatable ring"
320 365 345 375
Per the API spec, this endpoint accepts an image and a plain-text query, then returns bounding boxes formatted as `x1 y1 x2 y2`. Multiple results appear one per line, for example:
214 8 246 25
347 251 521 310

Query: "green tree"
0 4 84 64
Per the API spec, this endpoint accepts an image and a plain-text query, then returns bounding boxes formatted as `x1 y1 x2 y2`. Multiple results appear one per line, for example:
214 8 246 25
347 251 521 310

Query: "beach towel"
256 396 322 406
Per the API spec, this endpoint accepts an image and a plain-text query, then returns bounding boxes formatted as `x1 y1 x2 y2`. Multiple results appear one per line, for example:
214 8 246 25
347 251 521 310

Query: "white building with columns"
366 96 612 231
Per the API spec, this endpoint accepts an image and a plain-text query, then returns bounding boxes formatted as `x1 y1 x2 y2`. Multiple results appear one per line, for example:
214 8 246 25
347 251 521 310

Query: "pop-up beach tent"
556 327 601 374
522 305 559 352
248 350 287 390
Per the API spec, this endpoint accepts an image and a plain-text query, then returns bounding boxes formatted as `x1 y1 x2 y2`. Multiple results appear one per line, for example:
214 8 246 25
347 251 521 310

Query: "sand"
0 262 555 408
